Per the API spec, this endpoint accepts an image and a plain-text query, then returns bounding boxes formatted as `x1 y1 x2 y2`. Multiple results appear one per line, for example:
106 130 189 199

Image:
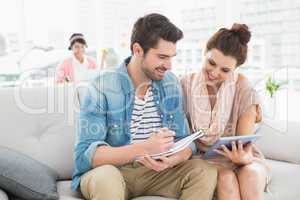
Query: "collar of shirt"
72 54 88 66
135 84 153 102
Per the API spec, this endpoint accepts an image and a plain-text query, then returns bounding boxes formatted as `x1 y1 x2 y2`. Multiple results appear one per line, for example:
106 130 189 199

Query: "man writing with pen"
71 13 217 200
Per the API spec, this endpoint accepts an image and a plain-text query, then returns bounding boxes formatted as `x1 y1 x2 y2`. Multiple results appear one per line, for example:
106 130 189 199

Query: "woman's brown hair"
206 23 251 66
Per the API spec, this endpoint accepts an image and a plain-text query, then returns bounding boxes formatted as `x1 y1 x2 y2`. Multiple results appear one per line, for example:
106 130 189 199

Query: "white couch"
0 86 300 200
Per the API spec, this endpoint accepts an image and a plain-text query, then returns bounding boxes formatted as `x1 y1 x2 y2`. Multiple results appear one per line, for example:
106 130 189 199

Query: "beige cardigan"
181 73 267 168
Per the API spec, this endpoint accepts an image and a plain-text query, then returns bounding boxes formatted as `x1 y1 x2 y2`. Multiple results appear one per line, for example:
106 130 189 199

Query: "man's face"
140 39 177 81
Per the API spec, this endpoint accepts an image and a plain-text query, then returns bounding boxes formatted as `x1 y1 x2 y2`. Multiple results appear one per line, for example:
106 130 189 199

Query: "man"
72 13 217 200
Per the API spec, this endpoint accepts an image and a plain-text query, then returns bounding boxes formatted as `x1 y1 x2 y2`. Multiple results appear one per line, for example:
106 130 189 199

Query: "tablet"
203 134 261 159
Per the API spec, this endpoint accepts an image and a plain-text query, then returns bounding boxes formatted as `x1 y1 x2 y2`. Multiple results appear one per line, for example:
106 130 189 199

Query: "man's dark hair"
130 13 183 54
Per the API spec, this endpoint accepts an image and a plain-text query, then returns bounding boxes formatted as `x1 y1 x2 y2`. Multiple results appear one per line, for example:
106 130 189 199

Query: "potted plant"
265 76 281 98
264 75 288 121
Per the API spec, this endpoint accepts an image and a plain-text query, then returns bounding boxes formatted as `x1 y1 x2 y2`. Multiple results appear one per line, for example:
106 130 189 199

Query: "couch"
0 85 300 200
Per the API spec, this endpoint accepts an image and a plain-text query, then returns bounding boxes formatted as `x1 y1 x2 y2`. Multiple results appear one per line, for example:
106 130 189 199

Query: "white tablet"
203 134 261 159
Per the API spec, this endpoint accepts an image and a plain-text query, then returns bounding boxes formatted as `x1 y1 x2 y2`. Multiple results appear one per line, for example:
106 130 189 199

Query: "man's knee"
184 159 218 183
179 159 217 199
80 165 126 199
188 159 217 175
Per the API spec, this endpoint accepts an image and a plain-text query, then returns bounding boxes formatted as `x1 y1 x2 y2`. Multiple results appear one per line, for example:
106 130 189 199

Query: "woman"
56 33 97 83
181 23 270 200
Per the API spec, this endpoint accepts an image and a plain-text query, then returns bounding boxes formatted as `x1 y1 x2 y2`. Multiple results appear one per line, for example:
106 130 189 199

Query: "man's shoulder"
159 71 182 95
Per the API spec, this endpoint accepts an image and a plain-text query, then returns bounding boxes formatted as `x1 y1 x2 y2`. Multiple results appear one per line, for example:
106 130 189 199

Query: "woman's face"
71 42 85 57
203 48 237 86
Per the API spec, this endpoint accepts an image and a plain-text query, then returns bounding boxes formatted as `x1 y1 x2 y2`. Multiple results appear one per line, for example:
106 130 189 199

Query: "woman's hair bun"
230 23 251 45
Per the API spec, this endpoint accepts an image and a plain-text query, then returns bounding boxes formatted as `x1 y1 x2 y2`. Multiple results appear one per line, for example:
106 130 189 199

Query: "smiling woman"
181 23 270 200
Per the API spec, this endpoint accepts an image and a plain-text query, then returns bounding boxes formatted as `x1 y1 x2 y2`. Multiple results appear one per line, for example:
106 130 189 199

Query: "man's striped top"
130 86 162 143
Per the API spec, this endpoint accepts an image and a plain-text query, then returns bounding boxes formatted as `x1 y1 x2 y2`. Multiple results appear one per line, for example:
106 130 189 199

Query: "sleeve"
55 60 67 83
237 76 262 123
180 76 188 115
88 57 97 69
180 75 194 131
74 79 109 174
173 76 197 155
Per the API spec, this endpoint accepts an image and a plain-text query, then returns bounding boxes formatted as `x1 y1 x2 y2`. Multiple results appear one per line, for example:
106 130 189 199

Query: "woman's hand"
214 141 255 165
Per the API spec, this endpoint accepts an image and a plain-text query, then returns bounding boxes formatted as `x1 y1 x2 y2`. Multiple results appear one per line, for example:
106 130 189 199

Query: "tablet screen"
203 134 261 159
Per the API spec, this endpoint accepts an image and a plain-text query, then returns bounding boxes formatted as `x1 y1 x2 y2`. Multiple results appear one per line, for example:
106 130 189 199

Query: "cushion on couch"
0 86 77 180
256 121 300 164
0 147 59 200
265 159 300 200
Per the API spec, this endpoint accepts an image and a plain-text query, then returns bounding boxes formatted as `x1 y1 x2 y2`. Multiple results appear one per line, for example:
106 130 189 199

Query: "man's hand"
137 147 192 172
137 128 175 155
214 141 255 165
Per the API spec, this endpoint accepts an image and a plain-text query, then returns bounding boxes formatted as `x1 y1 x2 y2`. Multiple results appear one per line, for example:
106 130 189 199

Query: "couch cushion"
57 181 83 200
0 86 78 180
0 189 8 200
265 159 300 199
256 121 300 164
0 147 59 200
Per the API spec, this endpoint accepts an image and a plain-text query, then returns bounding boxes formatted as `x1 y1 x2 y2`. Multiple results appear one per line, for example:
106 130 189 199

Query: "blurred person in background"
55 33 97 83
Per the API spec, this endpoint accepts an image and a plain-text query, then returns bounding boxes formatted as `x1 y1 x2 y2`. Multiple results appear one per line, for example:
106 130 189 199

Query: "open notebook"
147 130 205 160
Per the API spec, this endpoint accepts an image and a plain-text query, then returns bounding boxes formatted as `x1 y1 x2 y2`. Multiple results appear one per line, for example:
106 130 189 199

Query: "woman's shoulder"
180 73 198 91
180 72 199 85
235 73 260 106
235 73 262 123
62 56 73 62
59 57 73 67
236 73 253 90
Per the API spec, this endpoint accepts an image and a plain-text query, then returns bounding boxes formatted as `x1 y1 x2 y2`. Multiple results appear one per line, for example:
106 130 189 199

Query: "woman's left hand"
214 141 255 165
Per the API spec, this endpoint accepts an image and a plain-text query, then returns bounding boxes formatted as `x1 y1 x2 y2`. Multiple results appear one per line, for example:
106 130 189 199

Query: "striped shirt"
130 86 162 143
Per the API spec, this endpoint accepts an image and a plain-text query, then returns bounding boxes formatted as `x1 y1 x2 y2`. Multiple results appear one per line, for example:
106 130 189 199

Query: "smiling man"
72 13 217 200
